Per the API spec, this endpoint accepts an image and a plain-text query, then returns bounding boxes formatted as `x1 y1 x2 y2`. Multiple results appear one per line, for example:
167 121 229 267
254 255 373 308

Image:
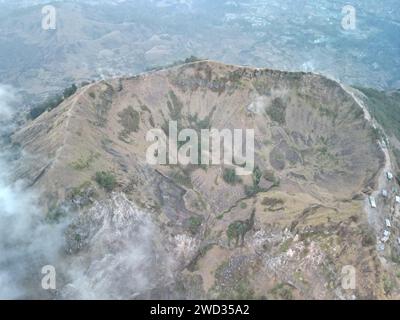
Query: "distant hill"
1 0 399 104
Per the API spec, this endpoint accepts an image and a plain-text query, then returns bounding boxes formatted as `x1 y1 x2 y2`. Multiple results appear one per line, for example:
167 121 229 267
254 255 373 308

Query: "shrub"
63 84 77 99
252 166 262 186
318 105 337 119
95 171 117 191
68 181 97 208
28 83 78 120
167 90 183 121
270 283 293 300
29 105 47 120
145 56 205 72
383 276 395 295
70 152 97 170
263 170 276 182
184 55 202 63
223 168 240 185
46 206 67 224
245 166 265 196
118 106 140 137
188 216 202 235
29 94 63 119
262 197 284 207
69 181 93 199
233 280 255 300
244 185 258 197
391 252 400 264
361 225 376 247
265 97 286 125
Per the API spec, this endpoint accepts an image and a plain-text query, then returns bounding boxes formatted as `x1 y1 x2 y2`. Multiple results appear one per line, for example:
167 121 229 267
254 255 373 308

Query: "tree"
63 84 77 99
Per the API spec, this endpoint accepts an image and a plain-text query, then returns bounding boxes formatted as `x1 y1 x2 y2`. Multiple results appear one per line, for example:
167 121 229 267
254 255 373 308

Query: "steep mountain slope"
356 87 400 169
10 60 397 299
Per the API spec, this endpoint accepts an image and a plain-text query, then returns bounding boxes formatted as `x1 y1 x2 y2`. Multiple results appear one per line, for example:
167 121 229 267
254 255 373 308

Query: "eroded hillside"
11 60 397 299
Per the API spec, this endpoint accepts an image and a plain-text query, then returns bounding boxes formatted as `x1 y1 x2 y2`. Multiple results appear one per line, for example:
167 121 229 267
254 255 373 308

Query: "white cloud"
0 85 18 121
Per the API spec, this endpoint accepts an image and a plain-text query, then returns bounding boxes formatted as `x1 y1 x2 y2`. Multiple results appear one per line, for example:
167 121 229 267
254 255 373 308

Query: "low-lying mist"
0 85 175 299
0 84 65 299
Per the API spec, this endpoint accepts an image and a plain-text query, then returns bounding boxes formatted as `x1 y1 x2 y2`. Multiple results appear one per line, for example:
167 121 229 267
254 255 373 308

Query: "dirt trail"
51 84 95 169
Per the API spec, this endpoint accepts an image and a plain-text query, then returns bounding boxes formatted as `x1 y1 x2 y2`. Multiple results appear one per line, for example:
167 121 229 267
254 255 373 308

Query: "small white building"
382 230 390 243
387 171 393 181
383 230 390 237
385 219 391 228
382 189 388 198
369 196 377 208
396 196 400 204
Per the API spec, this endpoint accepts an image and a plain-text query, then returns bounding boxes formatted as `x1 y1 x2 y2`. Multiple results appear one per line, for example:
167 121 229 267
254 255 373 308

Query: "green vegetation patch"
46 205 68 224
188 216 203 235
67 181 97 208
361 224 376 247
63 84 78 98
279 238 292 253
314 137 338 166
356 88 400 140
95 171 117 192
263 169 279 185
265 97 286 125
262 197 284 208
383 276 395 295
70 152 99 170
245 166 266 196
145 56 204 72
270 282 294 300
68 181 93 199
356 86 400 163
167 90 184 121
118 105 140 138
222 168 241 185
318 105 338 121
29 84 78 120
